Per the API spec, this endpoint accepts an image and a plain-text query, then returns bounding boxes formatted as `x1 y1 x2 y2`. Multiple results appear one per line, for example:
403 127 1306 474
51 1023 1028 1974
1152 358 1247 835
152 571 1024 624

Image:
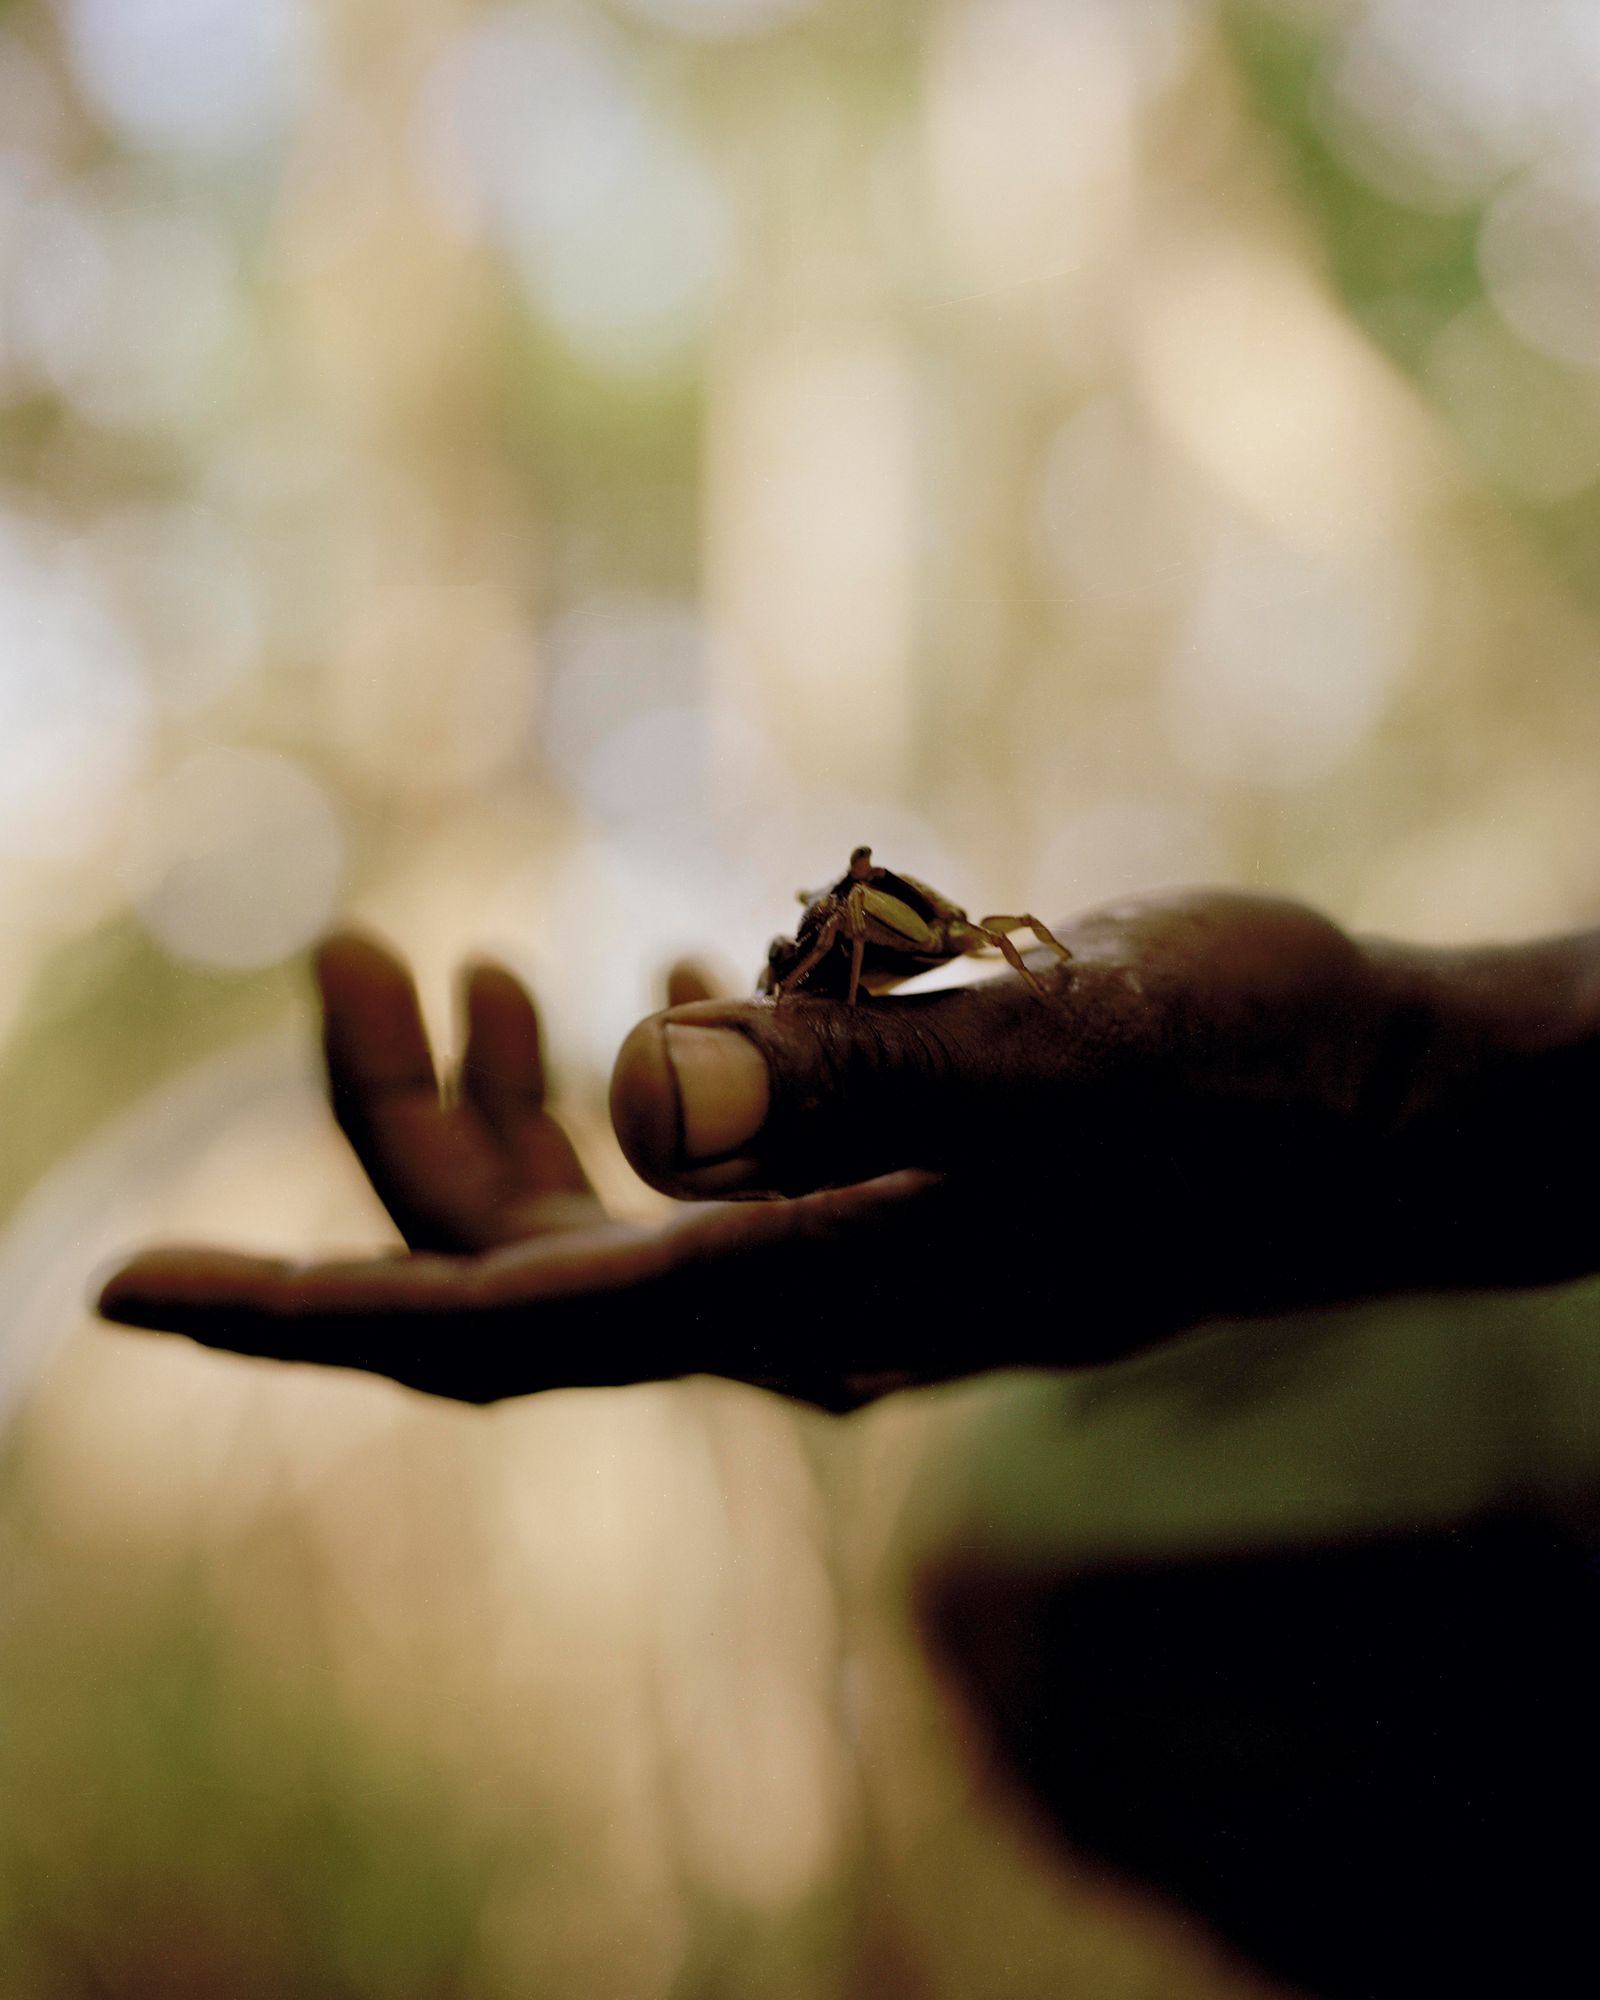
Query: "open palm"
100 932 934 1409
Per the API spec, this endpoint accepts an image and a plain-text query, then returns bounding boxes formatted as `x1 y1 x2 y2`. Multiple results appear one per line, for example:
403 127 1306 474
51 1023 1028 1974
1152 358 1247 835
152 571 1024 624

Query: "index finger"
317 930 438 1104
94 1174 955 1409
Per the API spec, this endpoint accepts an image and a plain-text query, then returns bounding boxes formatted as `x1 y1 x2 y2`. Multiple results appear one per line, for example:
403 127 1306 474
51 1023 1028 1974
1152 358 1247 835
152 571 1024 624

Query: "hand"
613 887 1600 1303
97 892 1600 1410
97 932 944 1409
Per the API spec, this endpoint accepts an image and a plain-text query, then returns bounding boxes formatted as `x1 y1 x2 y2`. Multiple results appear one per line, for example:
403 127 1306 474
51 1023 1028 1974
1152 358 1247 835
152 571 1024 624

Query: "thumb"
609 968 1134 1198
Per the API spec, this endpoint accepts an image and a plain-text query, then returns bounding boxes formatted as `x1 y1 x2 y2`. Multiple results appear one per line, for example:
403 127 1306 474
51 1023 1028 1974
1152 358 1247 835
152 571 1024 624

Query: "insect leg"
771 904 843 1003
972 928 1047 996
844 885 869 1007
969 918 1074 999
977 915 1073 965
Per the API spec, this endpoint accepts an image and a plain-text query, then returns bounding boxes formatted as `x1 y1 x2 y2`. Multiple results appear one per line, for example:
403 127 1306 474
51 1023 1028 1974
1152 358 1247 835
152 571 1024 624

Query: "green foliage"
0 918 291 1226
1224 2 1483 369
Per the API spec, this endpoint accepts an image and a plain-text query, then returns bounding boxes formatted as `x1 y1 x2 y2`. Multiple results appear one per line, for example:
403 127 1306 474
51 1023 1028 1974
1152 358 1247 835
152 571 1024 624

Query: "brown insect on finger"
759 851 1070 1005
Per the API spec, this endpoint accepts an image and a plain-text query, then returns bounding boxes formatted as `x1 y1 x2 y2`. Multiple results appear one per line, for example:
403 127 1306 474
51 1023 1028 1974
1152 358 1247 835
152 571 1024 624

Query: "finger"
664 958 726 1009
458 960 594 1198
609 971 1099 1200
99 1244 552 1404
459 959 545 1119
315 931 504 1252
94 1174 956 1409
317 930 438 1106
609 893 1373 1201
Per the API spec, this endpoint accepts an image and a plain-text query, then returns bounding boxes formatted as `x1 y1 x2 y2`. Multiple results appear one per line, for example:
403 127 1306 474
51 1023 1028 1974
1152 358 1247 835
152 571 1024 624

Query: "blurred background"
2 0 1599 1992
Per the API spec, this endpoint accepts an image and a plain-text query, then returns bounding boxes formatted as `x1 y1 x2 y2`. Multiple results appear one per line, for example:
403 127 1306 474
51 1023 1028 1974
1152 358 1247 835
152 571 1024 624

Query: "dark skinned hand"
96 890 1600 1411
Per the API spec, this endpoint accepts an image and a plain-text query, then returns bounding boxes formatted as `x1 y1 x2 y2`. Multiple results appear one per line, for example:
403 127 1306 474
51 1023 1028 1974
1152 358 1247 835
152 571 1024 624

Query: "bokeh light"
417 7 729 372
541 593 711 830
327 581 539 797
619 0 820 39
923 0 1144 312
13 180 242 429
1165 523 1409 787
707 334 917 795
0 512 151 861
1479 147 1600 371
64 0 314 160
1313 0 1600 211
125 747 345 969
1033 396 1210 610
4 1 1600 1994
86 503 263 715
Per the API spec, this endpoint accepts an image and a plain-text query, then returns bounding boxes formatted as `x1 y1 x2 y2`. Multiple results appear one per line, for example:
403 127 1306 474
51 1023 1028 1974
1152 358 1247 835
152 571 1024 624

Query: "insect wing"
890 871 970 924
860 886 938 950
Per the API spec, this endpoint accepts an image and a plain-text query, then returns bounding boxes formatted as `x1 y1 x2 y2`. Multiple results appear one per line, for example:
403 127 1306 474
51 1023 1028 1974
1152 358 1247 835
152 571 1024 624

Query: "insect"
758 847 1072 1006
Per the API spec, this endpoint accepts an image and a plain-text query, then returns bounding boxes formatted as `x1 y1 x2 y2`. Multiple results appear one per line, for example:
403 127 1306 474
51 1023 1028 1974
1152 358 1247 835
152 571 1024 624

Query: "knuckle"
764 1002 964 1178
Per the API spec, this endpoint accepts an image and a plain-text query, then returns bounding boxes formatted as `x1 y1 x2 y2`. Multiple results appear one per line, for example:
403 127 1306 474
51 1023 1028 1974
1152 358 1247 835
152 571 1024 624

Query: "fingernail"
663 1025 770 1162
